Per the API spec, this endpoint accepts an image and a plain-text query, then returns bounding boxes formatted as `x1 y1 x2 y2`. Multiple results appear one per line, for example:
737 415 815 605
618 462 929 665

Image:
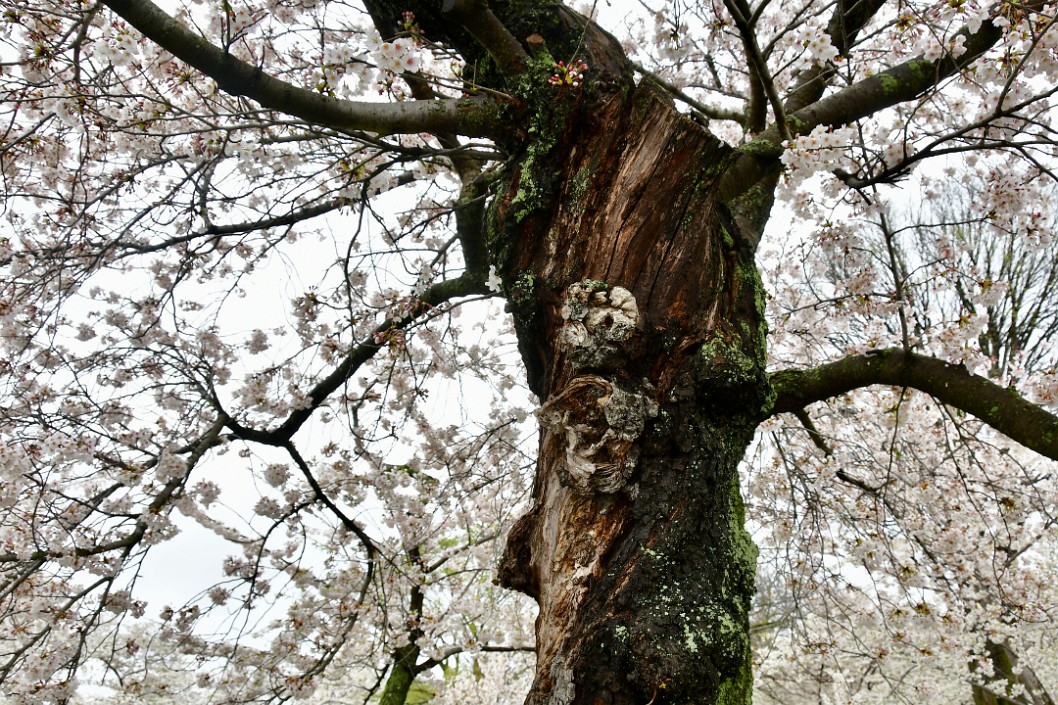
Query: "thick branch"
378 582 424 705
782 0 889 115
442 0 530 77
99 0 505 137
454 174 490 276
974 639 1058 705
769 349 1058 462
719 15 1007 201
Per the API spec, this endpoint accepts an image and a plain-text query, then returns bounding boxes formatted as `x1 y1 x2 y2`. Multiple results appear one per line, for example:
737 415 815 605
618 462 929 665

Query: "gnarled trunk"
493 83 772 705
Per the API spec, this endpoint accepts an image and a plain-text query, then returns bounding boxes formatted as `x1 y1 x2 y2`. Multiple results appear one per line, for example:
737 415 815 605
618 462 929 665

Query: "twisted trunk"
492 80 771 705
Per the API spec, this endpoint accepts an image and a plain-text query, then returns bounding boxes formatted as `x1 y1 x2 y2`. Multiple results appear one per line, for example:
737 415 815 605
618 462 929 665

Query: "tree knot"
559 281 642 370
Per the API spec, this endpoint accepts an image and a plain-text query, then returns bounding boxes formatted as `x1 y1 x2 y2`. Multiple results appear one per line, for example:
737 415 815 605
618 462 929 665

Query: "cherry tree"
1 0 1058 704
751 175 1058 705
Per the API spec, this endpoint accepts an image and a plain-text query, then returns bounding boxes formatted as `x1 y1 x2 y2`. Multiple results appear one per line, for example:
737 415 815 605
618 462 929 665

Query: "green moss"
510 270 537 306
716 462 758 705
699 336 757 383
509 132 550 223
505 50 585 224
569 164 593 212
715 651 754 705
720 223 736 250
907 58 934 83
573 163 592 186
378 644 420 705
744 260 771 368
581 278 608 292
458 95 507 138
739 137 783 159
879 72 902 97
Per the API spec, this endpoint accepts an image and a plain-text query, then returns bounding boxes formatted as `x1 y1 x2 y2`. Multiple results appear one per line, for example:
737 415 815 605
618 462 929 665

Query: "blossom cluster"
548 59 589 87
779 124 857 177
366 29 423 74
796 25 840 63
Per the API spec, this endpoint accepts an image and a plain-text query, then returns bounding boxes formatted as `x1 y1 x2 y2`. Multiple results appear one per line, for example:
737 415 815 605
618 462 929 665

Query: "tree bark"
492 81 771 705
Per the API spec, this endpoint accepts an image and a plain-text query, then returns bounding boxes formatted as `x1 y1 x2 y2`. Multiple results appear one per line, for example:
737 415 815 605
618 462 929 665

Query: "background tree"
752 175 1058 705
1 1 1057 705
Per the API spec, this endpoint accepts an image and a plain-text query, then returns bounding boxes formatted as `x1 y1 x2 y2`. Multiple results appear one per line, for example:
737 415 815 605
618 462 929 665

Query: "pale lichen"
548 655 576 705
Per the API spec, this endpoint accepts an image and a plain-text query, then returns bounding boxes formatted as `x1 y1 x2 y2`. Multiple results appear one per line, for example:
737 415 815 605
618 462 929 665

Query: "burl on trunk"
492 83 772 705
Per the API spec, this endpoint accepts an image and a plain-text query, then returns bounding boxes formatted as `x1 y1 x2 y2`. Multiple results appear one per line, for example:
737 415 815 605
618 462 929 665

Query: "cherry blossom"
0 0 1057 703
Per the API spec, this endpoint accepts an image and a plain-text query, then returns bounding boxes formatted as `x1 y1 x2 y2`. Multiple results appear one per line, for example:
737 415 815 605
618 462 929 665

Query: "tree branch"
442 0 530 77
974 639 1058 705
454 173 491 277
719 12 1008 201
415 643 536 672
782 0 889 115
769 348 1058 462
227 273 489 444
633 64 746 125
792 408 832 456
99 0 507 138
722 0 889 244
721 0 786 136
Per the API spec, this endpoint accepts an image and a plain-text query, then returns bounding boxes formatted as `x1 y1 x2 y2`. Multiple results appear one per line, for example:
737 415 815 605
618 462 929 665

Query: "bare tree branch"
721 0 787 136
769 348 1058 462
634 63 746 125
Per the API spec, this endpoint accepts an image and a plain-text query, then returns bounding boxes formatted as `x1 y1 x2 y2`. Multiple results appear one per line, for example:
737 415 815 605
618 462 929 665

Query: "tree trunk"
379 582 425 705
972 639 1058 705
493 82 771 705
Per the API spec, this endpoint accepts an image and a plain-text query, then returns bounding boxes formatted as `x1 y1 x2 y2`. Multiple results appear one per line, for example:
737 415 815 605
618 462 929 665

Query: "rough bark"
492 80 771 705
